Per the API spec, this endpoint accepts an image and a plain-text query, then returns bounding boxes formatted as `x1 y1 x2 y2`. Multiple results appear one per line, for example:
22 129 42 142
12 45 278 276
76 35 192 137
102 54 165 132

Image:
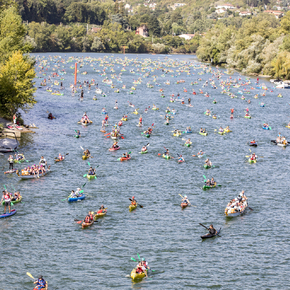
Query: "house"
91 27 102 33
239 11 252 16
264 10 284 18
174 3 186 7
136 25 149 37
216 8 227 14
149 3 156 10
179 34 195 40
124 4 131 9
215 3 236 9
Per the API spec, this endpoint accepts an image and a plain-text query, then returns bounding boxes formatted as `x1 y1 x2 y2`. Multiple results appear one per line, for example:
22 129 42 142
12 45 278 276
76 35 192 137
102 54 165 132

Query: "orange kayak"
81 221 94 229
181 202 188 209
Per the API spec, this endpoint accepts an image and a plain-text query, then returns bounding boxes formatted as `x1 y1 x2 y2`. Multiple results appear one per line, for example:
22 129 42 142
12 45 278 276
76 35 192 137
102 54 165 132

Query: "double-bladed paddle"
129 198 143 208
199 223 221 237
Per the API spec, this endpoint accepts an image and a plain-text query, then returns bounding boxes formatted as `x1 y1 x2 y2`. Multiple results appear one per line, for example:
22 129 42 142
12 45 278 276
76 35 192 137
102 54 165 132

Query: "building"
179 34 195 40
264 10 284 18
136 25 149 37
124 4 131 9
239 11 252 16
91 27 102 33
215 3 236 9
174 3 186 7
216 8 227 14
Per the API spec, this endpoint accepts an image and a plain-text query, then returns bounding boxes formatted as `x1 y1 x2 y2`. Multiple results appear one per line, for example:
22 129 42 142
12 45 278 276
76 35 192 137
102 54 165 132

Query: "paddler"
48 112 54 119
1 190 11 214
33 275 47 290
112 141 119 149
141 145 147 152
207 225 217 235
84 211 93 224
76 130 81 137
188 97 191 105
39 156 47 168
88 167 95 176
164 148 169 156
263 123 269 129
178 154 185 162
210 177 215 185
130 196 137 206
250 139 256 144
83 149 90 157
97 205 106 214
182 195 191 205
7 155 14 171
250 153 257 160
58 153 64 160
205 158 212 166
219 126 224 133
205 179 211 186
230 108 234 114
185 138 191 144
138 115 142 126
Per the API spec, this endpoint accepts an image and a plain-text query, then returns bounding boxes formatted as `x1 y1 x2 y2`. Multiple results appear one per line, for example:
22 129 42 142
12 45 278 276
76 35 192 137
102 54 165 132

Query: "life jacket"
4 193 11 201
97 210 103 214
37 279 46 287
84 216 90 223
89 214 94 221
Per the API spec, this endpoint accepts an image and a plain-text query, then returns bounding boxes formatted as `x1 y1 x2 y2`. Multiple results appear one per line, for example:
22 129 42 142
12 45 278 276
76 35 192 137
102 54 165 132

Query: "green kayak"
87 174 96 180
2 196 22 205
74 135 79 138
164 122 169 125
203 164 211 169
184 143 192 147
203 183 217 190
163 154 170 159
140 150 148 154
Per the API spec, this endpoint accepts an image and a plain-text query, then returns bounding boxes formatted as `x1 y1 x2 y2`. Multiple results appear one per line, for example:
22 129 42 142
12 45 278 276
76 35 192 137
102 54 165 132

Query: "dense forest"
2 0 290 78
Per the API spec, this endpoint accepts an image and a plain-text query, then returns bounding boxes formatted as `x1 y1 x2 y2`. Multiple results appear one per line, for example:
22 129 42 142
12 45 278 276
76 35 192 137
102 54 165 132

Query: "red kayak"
109 147 120 151
181 202 188 209
118 121 123 126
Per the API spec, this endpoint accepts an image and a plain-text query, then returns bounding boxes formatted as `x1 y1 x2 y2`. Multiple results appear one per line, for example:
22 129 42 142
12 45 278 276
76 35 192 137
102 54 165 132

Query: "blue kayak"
184 131 192 134
68 194 85 202
262 126 270 130
0 209 17 218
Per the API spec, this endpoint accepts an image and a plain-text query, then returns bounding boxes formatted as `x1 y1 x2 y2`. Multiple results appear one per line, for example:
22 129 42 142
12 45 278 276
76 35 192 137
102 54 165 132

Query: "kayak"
262 126 270 130
4 169 17 174
118 156 131 161
129 203 137 211
140 150 148 154
55 157 64 162
87 174 96 180
109 147 120 151
94 210 107 220
184 130 192 134
0 209 17 218
199 131 208 136
14 156 25 163
121 118 128 121
131 268 147 281
82 155 89 160
201 228 221 239
286 126 290 129
68 194 85 202
152 107 159 111
74 135 79 138
133 111 138 115
224 129 232 133
181 202 188 209
173 132 181 137
249 142 257 147
82 220 94 229
162 154 170 159
248 158 257 163
2 196 22 205
203 164 211 169
178 159 184 163
144 134 150 138
218 131 225 135
203 183 216 190
164 122 169 125
244 115 251 119
184 142 192 147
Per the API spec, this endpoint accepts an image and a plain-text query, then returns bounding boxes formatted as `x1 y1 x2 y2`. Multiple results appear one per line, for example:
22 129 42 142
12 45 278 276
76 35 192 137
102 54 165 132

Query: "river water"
0 53 290 289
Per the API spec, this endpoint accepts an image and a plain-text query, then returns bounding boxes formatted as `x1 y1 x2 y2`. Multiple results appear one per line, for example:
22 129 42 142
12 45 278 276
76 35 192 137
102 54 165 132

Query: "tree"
0 51 36 117
91 36 105 51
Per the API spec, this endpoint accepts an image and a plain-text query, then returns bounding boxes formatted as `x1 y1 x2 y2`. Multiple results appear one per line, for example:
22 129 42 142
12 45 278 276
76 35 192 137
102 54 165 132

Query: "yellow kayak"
131 268 146 281
173 132 181 137
121 118 128 121
286 126 290 129
82 155 88 160
133 111 138 115
224 129 232 133
129 203 137 211
94 211 107 220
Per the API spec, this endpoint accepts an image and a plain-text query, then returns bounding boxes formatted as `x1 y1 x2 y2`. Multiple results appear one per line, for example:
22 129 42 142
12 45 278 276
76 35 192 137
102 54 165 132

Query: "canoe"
17 170 49 179
248 158 257 163
162 154 170 159
225 199 248 217
244 115 251 119
201 228 221 239
181 202 188 209
130 268 146 281
119 156 131 161
0 209 17 218
68 194 85 202
82 155 89 160
203 183 216 190
203 164 211 169
82 220 94 228
87 174 96 180
199 132 208 136
109 147 120 151
140 150 148 154
184 142 192 147
94 211 107 220
2 196 22 205
129 203 137 211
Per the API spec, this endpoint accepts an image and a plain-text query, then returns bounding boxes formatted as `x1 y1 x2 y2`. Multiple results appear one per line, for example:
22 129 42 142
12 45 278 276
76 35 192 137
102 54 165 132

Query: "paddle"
131 257 137 262
203 175 207 182
26 272 35 280
199 223 221 237
129 198 143 208
137 253 141 261
54 153 69 160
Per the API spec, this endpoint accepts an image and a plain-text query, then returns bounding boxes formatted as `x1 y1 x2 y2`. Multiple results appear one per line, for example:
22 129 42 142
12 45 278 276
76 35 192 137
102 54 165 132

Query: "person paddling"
39 156 47 168
8 155 14 171
207 224 217 235
88 166 96 176
182 195 191 205
131 196 137 206
33 275 47 290
1 190 11 214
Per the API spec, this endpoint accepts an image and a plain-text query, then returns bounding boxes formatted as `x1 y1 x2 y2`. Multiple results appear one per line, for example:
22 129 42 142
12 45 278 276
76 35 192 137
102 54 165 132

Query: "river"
0 53 289 289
